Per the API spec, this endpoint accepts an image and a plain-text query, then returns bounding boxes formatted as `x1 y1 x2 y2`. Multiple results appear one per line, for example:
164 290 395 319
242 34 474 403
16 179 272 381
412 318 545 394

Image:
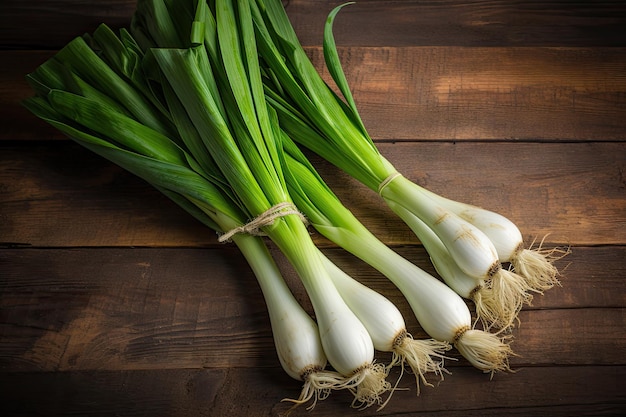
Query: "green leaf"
201 1 219 62
161 76 240 206
47 89 188 167
31 98 244 228
54 36 175 137
190 0 207 45
91 24 172 118
152 45 266 217
323 2 369 137
133 0 184 48
220 0 286 201
254 0 390 191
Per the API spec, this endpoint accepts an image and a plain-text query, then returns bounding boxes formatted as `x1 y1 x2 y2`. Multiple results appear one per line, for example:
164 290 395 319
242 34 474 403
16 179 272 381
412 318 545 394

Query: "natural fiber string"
218 202 307 243
378 172 402 196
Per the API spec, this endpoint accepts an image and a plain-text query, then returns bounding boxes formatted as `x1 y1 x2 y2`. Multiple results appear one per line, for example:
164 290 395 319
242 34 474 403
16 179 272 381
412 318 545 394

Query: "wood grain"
3 47 626 142
0 247 622 372
1 366 624 416
2 0 626 49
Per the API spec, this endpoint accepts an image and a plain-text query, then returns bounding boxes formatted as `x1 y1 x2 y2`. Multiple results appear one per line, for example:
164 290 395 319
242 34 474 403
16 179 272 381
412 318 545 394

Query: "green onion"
416 190 570 292
253 0 565 329
320 253 451 394
282 133 513 374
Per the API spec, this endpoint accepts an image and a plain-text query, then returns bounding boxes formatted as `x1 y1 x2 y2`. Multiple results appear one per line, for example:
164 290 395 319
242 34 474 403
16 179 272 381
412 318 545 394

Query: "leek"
22 0 561 409
23 16 356 410
252 0 566 328
282 133 513 374
132 0 390 406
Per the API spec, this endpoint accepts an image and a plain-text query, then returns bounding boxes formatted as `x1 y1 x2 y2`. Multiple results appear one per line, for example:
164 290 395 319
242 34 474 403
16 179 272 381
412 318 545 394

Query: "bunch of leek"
136 0 399 407
252 0 567 330
23 24 356 411
137 0 471 402
24 0 409 409
23 0 567 410
282 133 512 374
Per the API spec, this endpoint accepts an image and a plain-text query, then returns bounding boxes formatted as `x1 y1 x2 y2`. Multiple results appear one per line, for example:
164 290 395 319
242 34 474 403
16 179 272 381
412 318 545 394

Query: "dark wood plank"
2 1 626 49
0 0 136 50
1 366 624 416
0 142 213 247
3 47 626 142
0 247 276 372
285 0 626 48
1 247 623 373
311 46 626 141
0 51 60 141
2 141 623 247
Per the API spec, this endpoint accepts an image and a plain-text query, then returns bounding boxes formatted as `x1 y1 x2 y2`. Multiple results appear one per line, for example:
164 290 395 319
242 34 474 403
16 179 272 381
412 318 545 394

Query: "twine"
378 172 402 196
218 202 307 243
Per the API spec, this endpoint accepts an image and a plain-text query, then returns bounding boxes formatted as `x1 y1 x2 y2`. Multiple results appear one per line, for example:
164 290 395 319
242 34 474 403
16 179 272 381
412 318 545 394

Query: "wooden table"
1 1 625 415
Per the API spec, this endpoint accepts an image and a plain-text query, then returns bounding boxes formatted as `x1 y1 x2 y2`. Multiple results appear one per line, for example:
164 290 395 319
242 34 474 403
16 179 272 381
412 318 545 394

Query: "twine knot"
218 202 307 243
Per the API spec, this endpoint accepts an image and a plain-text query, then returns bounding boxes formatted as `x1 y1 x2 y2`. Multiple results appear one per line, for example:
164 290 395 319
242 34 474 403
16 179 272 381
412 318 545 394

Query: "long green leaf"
133 0 184 48
47 89 188 167
323 2 369 138
161 76 241 208
254 0 394 191
152 46 267 217
55 36 174 137
216 0 286 204
27 94 245 225
91 24 172 118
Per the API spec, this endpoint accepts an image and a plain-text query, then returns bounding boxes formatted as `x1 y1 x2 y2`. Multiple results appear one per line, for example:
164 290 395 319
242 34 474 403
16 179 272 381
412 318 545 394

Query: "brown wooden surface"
1 1 625 416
